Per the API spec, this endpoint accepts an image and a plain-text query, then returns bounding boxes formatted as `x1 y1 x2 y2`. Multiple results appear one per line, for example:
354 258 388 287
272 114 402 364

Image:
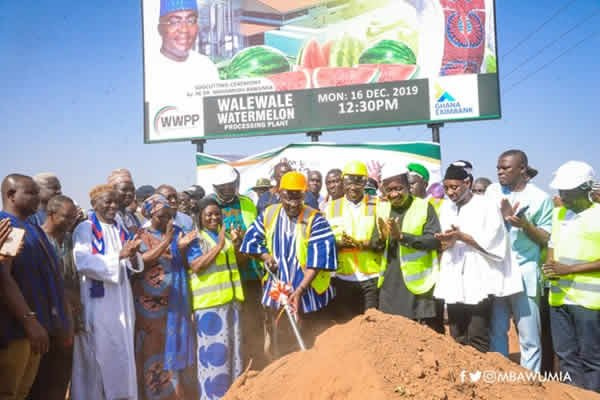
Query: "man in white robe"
434 161 522 353
71 184 143 400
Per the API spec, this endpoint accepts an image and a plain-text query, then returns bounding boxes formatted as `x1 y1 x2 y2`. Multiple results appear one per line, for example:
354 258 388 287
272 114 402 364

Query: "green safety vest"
428 197 444 215
189 230 245 310
238 195 257 228
377 197 439 294
263 204 331 294
549 204 600 310
325 195 383 276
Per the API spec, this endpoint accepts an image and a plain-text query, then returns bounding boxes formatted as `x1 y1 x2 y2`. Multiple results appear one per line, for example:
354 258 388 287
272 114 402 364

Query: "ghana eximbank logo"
433 83 473 116
153 105 201 135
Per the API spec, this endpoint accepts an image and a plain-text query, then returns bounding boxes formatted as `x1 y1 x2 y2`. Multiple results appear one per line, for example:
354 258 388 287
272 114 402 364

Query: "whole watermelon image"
221 46 291 79
358 39 417 65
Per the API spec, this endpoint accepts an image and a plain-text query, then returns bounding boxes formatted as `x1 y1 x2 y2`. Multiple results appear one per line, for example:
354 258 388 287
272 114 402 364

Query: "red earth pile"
225 309 599 400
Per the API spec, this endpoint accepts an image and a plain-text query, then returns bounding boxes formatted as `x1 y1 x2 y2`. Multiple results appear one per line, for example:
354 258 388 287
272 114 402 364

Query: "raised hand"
377 217 389 241
230 224 244 247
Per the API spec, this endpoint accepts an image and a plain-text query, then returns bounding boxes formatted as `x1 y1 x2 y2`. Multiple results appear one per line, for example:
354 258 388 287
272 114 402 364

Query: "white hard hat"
549 161 595 190
212 164 238 186
380 163 409 182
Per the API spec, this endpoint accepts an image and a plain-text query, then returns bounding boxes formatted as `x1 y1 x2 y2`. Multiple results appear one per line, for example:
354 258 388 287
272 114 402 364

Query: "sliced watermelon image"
268 70 312 91
313 66 380 88
297 39 327 69
359 63 418 83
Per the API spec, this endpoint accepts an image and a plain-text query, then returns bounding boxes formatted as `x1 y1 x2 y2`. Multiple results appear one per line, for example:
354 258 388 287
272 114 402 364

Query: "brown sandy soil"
225 310 599 400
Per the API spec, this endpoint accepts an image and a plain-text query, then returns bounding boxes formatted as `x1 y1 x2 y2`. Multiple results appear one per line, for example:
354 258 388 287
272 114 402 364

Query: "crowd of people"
1 149 599 400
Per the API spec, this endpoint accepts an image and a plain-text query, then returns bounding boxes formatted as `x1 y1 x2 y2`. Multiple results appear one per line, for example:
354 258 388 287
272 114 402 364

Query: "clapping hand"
435 225 462 251
230 224 244 247
120 234 142 260
177 230 197 252
500 199 527 228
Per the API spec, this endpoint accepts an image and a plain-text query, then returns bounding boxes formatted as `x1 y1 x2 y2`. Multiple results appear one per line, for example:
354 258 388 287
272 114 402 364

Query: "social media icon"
469 371 482 382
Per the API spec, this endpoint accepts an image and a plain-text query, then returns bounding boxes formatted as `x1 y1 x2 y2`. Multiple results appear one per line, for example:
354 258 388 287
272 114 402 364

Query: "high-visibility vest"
263 204 331 294
428 197 444 215
377 197 439 294
325 195 383 276
238 195 257 228
549 204 600 310
189 230 245 310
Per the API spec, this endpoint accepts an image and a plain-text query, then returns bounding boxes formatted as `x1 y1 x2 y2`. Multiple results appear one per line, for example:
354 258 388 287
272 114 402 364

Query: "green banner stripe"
196 154 228 166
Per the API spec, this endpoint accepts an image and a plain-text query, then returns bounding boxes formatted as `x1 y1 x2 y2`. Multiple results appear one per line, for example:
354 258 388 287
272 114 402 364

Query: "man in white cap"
542 161 600 392
376 164 444 333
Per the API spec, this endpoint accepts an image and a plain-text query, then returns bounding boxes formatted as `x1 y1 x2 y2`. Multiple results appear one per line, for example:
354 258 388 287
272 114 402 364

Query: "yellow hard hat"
342 161 368 177
279 171 307 191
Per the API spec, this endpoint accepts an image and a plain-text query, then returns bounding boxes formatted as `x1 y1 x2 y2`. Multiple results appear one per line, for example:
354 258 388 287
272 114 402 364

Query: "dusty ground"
225 310 599 400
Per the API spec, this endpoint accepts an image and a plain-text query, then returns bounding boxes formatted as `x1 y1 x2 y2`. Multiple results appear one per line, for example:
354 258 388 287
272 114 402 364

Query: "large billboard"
143 0 500 143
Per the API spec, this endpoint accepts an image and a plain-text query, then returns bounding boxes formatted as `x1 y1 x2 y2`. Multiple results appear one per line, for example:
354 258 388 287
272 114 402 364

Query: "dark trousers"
447 298 491 353
332 277 379 323
540 288 556 374
550 304 600 392
27 336 72 400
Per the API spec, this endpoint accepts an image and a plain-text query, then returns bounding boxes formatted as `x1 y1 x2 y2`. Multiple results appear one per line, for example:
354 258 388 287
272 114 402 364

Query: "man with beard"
108 169 141 235
240 171 336 358
486 150 553 372
0 174 69 400
324 161 386 321
543 161 600 392
376 165 444 333
28 195 81 400
434 161 522 353
71 185 142 400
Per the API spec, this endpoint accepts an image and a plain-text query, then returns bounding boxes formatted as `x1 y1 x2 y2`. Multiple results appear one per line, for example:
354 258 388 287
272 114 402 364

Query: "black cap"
184 185 205 200
135 185 155 200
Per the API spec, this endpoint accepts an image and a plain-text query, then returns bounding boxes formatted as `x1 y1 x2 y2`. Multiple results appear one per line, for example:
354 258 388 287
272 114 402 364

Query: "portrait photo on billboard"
142 0 500 142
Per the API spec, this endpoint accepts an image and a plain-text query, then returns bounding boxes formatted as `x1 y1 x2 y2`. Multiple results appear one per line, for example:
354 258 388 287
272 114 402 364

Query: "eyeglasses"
161 16 198 28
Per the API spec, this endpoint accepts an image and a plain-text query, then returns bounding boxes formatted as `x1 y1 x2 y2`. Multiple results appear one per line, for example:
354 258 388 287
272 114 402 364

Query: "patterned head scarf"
107 168 133 186
142 194 171 219
160 0 198 17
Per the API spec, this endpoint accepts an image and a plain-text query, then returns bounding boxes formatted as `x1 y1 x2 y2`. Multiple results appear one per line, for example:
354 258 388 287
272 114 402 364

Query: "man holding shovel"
240 171 337 358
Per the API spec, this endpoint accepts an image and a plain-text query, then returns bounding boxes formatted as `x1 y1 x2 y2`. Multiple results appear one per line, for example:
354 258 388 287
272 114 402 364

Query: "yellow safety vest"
189 230 245 310
549 204 600 310
238 195 257 228
263 204 331 294
428 197 444 215
325 195 383 276
377 197 439 294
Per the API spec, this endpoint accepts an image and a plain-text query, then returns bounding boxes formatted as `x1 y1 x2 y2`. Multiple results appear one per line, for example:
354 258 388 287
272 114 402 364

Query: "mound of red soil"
225 309 598 400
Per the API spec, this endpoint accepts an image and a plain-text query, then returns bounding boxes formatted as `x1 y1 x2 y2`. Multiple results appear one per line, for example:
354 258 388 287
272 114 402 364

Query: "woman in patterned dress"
189 197 246 400
133 194 200 400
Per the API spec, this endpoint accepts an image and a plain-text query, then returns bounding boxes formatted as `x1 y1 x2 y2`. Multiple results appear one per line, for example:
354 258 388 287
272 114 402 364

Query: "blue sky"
0 0 599 207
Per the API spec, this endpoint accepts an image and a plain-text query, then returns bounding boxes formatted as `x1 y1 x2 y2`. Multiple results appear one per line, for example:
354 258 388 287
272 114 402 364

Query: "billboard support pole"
428 123 443 143
192 139 206 153
307 131 322 142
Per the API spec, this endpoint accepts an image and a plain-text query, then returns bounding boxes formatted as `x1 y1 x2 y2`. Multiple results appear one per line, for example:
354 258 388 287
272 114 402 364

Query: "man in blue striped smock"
240 171 337 359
